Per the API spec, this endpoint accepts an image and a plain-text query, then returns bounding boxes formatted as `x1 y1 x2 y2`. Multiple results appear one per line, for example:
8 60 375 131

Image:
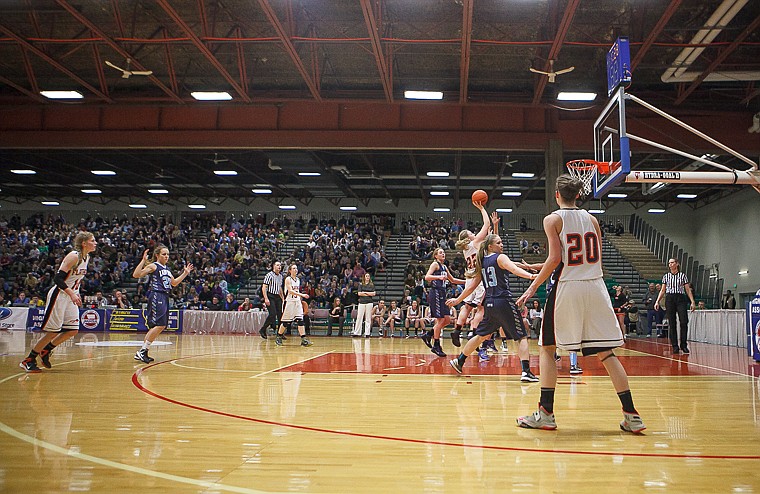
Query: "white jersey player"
275 264 313 347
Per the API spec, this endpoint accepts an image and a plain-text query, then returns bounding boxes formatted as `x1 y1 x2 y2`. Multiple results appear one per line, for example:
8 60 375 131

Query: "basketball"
472 189 488 204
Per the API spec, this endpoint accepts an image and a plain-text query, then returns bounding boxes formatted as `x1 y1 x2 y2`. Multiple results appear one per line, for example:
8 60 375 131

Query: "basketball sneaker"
421 331 433 349
520 370 539 383
39 349 52 369
500 341 509 353
259 328 268 339
569 365 583 375
680 345 690 354
516 406 557 430
134 349 154 363
450 329 461 348
477 348 490 362
300 337 313 347
620 412 646 433
449 358 463 374
19 358 42 373
275 335 283 346
484 339 497 354
431 345 446 358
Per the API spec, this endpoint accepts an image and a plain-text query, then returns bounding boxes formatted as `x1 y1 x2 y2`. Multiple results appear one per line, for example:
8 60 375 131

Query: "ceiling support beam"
163 28 179 95
631 0 682 71
674 13 760 105
91 39 109 98
55 0 182 104
531 0 580 106
360 153 395 205
0 74 44 102
407 152 428 207
235 27 249 95
459 0 474 105
256 0 322 102
360 0 393 102
0 22 113 103
157 0 251 103
20 45 40 96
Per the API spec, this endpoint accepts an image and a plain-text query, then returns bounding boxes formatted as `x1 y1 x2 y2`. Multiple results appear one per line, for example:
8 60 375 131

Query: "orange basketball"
471 189 488 204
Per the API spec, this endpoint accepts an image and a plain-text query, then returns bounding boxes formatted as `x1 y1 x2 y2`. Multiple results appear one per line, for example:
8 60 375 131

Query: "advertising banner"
26 307 107 332
107 308 182 332
748 299 760 362
0 307 31 330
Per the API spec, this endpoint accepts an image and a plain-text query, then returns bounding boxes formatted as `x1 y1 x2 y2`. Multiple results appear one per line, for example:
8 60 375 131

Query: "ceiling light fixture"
648 208 666 214
511 172 535 178
188 204 206 209
81 189 102 194
148 189 169 194
91 170 116 176
738 269 749 276
501 191 521 197
252 188 272 194
557 91 597 101
40 90 83 99
495 208 513 213
298 172 321 177
433 207 450 212
608 193 628 198
430 191 449 196
589 209 606 214
214 170 237 176
340 206 357 211
129 204 147 209
41 201 59 206
11 169 36 175
677 193 697 199
426 171 450 177
191 91 232 101
404 90 443 100
279 205 296 210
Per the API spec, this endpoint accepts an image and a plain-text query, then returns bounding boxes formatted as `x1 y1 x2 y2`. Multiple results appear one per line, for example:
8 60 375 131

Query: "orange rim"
566 159 613 175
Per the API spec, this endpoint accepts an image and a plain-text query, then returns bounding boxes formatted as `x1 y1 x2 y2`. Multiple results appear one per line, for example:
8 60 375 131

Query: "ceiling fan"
493 155 518 168
205 153 230 165
105 59 153 79
529 59 575 83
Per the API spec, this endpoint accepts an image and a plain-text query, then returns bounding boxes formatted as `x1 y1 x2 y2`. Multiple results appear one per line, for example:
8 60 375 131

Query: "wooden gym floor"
1 330 759 493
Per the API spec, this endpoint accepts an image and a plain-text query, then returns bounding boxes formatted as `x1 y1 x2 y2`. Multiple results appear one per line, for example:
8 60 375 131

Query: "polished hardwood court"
1 330 759 493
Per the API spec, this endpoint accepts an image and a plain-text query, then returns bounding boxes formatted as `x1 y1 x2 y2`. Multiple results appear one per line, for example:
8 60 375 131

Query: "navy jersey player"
447 234 538 381
132 245 193 363
515 174 645 433
422 248 464 357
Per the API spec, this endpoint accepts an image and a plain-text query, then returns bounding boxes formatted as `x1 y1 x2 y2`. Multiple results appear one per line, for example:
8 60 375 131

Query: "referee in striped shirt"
655 258 696 354
261 261 284 339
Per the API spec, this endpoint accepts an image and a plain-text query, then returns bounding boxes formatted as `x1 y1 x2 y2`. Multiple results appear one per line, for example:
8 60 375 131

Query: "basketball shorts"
41 286 80 332
474 298 526 340
542 278 623 354
281 299 304 322
148 291 170 327
463 280 485 307
427 288 448 318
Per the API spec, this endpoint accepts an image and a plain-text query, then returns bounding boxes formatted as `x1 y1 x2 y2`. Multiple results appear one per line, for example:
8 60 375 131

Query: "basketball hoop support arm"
624 169 760 185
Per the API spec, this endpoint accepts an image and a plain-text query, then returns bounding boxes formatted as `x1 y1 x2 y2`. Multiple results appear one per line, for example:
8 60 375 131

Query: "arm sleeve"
53 270 69 290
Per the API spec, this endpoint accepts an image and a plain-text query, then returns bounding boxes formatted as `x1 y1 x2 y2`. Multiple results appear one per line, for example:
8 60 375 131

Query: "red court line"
131 356 760 461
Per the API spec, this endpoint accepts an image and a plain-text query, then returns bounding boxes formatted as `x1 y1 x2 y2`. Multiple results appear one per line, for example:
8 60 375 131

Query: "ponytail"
476 234 498 275
454 230 472 251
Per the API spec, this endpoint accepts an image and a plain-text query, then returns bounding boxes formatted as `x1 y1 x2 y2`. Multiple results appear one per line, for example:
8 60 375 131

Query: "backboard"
592 86 630 198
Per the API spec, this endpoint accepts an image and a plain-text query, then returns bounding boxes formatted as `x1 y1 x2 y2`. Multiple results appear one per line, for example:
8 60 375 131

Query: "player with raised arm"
515 174 645 433
132 245 193 363
20 231 97 372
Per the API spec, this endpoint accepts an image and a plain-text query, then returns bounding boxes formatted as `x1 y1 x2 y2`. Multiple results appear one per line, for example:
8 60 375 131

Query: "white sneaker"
517 406 557 430
620 411 646 433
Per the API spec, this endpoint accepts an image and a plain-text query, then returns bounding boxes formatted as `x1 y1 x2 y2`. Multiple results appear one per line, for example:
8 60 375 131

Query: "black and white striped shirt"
662 271 688 294
263 271 284 296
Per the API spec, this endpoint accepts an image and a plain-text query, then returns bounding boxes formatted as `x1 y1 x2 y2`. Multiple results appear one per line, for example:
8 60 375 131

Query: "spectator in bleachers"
12 291 29 307
528 300 543 339
206 295 223 311
113 289 131 309
405 300 422 337
384 300 403 337
371 300 387 336
641 283 658 337
223 292 239 311
327 297 345 336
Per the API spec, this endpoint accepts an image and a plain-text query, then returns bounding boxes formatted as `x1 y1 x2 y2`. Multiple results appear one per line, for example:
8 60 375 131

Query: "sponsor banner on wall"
0 307 30 330
26 308 107 332
748 299 760 362
107 308 182 332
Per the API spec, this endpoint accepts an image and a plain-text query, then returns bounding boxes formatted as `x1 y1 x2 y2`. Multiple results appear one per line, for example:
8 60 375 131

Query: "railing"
630 214 722 308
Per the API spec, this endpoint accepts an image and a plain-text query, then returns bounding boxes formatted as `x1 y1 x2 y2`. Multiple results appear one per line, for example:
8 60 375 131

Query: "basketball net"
566 159 612 195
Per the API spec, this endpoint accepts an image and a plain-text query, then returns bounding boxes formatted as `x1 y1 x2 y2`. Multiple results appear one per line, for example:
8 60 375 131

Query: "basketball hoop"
566 159 614 195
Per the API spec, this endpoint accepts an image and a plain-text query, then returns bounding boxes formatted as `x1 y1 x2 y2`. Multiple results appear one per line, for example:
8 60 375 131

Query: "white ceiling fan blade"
105 61 127 73
131 70 153 76
529 67 549 75
555 67 575 75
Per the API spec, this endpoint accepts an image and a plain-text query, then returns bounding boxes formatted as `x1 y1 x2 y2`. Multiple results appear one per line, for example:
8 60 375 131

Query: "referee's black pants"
665 293 689 349
262 294 283 332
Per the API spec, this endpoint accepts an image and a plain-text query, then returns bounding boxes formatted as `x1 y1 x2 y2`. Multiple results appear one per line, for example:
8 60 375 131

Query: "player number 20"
566 232 600 266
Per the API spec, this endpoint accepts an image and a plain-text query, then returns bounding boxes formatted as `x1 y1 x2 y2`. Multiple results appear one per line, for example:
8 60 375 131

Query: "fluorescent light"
41 201 59 206
426 171 450 177
404 90 443 100
430 191 449 196
188 204 206 209
511 172 535 178
252 188 272 194
433 208 450 212
557 91 597 101
738 269 749 276
648 208 666 214
495 208 513 213
650 182 666 192
608 193 628 198
129 204 147 209
40 90 83 99
298 172 321 177
340 206 357 211
501 191 521 197
148 189 169 194
214 170 237 176
81 189 101 194
589 209 606 214
91 170 116 176
11 169 36 175
677 193 697 199
279 205 296 210
191 91 232 101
